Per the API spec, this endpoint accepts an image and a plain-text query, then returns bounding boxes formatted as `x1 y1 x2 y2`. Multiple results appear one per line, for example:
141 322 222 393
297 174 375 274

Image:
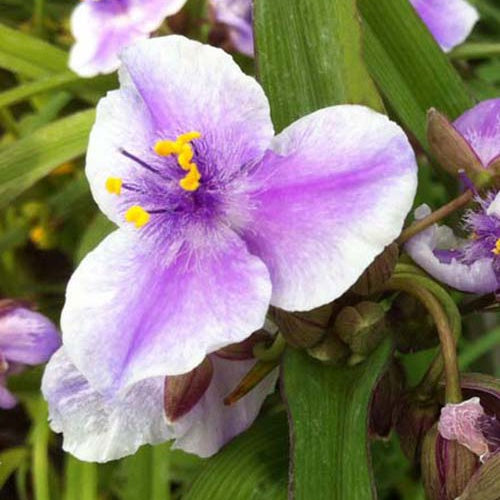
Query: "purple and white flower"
0 300 60 409
210 0 254 57
406 192 500 294
406 99 500 295
409 0 479 52
43 35 417 461
69 0 188 77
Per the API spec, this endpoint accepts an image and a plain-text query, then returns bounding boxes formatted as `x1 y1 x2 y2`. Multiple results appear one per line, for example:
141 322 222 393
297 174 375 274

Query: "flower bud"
395 394 440 462
306 330 349 365
459 452 500 500
334 302 386 358
164 357 213 422
351 243 399 296
369 360 405 438
271 303 335 348
421 424 479 500
427 108 484 176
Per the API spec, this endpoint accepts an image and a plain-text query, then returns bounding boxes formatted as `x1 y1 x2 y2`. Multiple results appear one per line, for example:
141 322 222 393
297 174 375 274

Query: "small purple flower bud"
306 331 350 366
369 360 405 438
421 424 479 500
395 394 440 462
164 356 214 422
427 108 484 177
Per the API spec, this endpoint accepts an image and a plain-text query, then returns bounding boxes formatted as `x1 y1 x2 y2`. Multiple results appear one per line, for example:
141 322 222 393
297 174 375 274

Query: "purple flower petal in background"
42 348 277 461
405 194 500 294
410 0 479 52
0 300 60 409
69 0 188 77
46 35 417 461
453 99 500 168
210 0 254 56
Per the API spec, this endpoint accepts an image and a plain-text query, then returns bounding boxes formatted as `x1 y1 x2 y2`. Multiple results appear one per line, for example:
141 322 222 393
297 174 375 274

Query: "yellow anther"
105 177 123 195
178 144 195 171
125 206 150 228
177 131 201 144
154 140 182 156
493 239 500 256
179 167 201 192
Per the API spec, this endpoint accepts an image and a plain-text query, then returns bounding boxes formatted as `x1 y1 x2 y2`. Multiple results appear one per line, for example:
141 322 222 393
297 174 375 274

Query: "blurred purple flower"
210 0 254 56
0 300 60 409
410 0 479 52
406 99 500 294
69 0 187 77
210 0 478 58
43 35 417 461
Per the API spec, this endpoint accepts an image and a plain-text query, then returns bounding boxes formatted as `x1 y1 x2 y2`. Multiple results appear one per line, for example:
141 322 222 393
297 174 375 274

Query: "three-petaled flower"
43 35 417 462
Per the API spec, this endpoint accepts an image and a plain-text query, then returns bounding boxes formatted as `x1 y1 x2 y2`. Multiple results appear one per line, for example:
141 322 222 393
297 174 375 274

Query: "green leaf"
254 0 383 131
358 0 474 149
0 109 95 208
185 413 288 499
282 341 392 500
0 447 28 490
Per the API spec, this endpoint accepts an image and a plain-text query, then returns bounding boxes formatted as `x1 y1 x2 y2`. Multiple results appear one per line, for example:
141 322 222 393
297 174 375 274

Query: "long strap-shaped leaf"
282 342 391 499
358 0 474 149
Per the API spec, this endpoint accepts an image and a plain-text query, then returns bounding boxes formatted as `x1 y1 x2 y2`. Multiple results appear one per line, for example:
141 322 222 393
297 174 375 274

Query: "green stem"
397 190 473 245
253 332 286 362
32 402 50 500
151 444 170 500
64 456 97 500
384 277 462 403
0 107 20 137
451 42 500 60
33 0 45 37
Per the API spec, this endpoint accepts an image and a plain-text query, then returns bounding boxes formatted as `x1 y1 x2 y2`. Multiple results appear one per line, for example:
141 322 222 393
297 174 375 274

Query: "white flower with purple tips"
43 35 417 462
69 0 188 77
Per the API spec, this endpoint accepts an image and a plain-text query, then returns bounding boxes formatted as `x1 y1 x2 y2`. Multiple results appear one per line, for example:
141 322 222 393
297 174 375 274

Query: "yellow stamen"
493 239 500 256
154 140 183 156
177 131 202 143
178 144 195 171
179 167 201 192
125 206 150 228
105 177 123 195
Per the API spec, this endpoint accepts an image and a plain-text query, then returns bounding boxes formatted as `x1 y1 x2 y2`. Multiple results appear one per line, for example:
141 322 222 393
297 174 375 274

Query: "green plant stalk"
397 190 473 245
253 332 286 362
32 0 45 37
451 42 500 59
151 444 171 500
32 410 50 500
384 277 462 403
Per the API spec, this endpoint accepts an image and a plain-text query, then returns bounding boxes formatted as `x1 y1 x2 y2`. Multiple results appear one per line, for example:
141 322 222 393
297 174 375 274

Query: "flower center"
104 131 203 229
493 239 500 256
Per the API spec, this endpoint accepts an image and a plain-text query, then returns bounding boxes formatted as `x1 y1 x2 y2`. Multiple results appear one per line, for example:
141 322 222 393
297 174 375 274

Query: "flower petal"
454 99 500 167
42 348 169 462
119 36 273 165
0 375 17 410
0 306 60 365
243 105 417 311
410 0 479 52
69 0 187 77
168 356 278 457
210 0 254 56
62 229 271 395
405 205 499 294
